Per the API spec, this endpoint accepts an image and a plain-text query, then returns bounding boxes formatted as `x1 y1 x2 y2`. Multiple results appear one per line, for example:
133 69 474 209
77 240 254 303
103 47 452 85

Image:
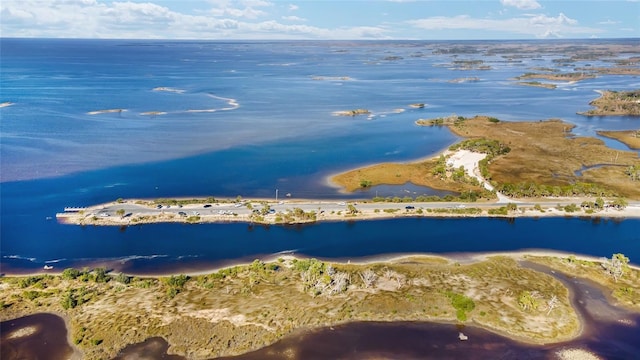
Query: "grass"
0 255 589 359
333 116 640 199
597 130 640 150
525 255 640 310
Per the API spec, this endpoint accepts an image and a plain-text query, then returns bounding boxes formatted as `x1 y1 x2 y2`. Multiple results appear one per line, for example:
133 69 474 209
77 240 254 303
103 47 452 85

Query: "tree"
93 267 108 283
595 197 604 209
62 268 82 280
610 198 628 210
517 291 540 311
116 209 125 218
602 253 630 281
546 295 559 315
347 204 358 215
61 290 77 309
260 203 271 215
115 273 131 284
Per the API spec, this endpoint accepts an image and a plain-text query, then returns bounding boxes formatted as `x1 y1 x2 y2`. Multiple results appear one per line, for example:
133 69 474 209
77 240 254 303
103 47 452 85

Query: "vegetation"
445 291 475 321
517 72 595 82
579 90 640 116
597 129 640 150
527 253 639 309
0 255 589 359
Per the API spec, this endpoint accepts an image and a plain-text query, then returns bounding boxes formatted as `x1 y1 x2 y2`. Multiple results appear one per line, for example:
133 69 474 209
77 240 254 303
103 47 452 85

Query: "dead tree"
360 269 377 288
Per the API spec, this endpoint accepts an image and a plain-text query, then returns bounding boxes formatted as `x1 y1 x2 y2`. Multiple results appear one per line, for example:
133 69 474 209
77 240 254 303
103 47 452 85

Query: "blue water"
1 38 640 273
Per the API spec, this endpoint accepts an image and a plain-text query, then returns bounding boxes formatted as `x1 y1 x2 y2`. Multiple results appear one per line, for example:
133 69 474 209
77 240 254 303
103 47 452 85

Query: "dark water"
0 313 78 360
2 217 639 275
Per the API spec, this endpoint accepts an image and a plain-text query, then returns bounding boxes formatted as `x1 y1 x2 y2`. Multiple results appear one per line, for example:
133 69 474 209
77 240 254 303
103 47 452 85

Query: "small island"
332 109 371 116
517 81 557 89
516 72 595 82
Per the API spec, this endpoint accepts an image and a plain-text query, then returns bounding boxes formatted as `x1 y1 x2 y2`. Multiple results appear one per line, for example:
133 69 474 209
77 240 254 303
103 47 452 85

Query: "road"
82 198 640 221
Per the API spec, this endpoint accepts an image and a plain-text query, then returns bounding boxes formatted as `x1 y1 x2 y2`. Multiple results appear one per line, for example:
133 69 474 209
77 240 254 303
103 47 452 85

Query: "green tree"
116 209 125 217
115 273 131 284
93 268 108 283
62 268 82 280
595 197 605 209
61 290 78 309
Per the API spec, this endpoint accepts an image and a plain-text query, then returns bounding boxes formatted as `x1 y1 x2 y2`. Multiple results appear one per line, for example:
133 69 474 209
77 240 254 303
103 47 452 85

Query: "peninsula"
578 90 640 116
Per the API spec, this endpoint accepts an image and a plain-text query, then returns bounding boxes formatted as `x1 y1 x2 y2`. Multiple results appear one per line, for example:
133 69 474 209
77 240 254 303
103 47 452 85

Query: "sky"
1 0 638 40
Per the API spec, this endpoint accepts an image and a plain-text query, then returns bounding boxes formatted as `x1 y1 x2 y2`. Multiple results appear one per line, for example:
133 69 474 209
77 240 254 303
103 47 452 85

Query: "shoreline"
3 249 638 278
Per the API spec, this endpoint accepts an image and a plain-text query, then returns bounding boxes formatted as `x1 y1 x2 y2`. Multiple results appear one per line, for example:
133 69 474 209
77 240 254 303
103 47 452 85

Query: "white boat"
43 265 54 270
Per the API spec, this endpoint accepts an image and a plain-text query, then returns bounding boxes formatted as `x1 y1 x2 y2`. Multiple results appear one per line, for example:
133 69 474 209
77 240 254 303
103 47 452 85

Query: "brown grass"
331 160 483 194
448 117 640 198
333 116 640 199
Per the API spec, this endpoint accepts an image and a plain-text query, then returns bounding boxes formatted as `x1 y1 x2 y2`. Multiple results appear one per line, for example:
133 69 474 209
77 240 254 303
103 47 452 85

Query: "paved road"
87 199 640 219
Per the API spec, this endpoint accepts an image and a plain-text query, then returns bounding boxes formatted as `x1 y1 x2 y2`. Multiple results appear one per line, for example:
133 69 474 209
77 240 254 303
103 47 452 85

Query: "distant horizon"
2 36 639 42
1 1 637 41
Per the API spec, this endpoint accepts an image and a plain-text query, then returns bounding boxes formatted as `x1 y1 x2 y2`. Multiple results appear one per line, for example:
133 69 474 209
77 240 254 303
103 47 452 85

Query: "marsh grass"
0 256 590 359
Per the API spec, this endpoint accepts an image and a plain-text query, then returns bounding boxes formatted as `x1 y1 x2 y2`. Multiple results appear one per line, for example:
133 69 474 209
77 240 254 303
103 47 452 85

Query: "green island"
1 253 637 359
578 90 640 116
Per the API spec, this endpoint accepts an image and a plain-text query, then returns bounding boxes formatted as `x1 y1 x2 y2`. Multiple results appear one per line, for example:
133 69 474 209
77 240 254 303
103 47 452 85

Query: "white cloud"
408 13 599 38
500 0 541 10
598 19 620 25
288 4 298 11
0 0 389 39
281 15 306 22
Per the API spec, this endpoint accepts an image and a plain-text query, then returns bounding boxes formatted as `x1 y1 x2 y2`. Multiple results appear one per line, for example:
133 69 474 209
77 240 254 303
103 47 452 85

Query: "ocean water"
1 38 640 272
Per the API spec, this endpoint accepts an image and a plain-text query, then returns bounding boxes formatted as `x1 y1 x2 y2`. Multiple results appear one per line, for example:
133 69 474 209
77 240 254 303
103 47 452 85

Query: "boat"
43 265 54 270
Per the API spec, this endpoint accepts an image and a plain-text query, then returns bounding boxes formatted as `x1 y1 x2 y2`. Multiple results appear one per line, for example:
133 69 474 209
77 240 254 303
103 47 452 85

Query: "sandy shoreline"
6 249 638 278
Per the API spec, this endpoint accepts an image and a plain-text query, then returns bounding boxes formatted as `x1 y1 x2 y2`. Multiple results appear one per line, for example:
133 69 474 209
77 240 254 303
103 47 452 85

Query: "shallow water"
0 313 79 360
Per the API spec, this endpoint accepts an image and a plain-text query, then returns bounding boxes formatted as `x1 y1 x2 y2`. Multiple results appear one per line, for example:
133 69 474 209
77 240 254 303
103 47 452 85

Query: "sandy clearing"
446 149 513 203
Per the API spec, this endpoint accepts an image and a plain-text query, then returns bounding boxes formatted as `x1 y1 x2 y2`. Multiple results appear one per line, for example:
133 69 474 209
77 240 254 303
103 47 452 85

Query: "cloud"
408 13 599 38
598 19 620 25
500 0 541 10
288 4 298 11
0 0 389 39
281 15 306 22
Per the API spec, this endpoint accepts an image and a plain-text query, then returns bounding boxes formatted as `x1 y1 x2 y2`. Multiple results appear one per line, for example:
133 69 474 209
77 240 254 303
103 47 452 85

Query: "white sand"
556 348 601 360
446 149 513 203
